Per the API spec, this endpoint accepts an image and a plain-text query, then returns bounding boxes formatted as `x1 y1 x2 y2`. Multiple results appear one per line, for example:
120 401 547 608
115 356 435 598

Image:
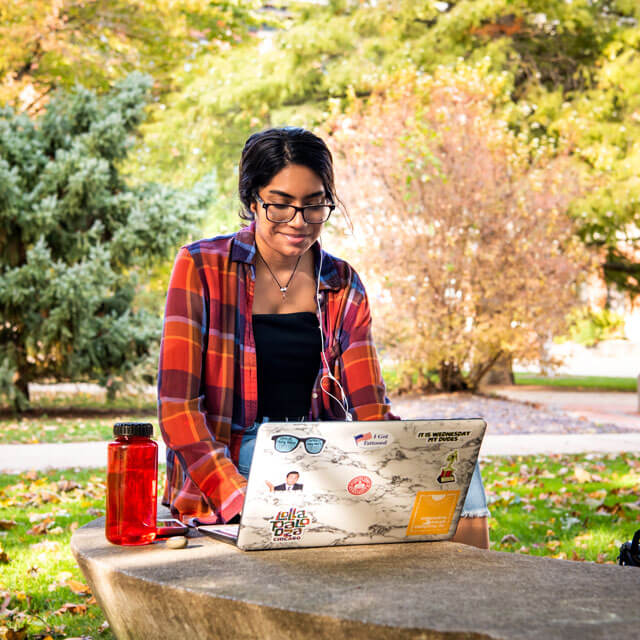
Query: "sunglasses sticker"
265 471 304 493
353 431 390 450
272 434 326 455
406 491 460 536
270 507 311 542
347 475 372 496
437 450 458 485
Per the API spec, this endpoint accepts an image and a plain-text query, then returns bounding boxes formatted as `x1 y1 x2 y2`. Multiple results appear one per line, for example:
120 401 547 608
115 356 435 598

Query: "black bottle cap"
113 422 153 438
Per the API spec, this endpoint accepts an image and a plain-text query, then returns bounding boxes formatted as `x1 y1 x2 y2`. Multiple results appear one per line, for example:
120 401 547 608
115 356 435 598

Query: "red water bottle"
106 422 158 545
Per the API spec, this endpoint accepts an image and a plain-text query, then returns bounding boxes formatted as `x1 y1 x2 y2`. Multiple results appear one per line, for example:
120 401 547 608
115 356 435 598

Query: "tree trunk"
438 360 468 392
13 373 30 412
479 353 515 386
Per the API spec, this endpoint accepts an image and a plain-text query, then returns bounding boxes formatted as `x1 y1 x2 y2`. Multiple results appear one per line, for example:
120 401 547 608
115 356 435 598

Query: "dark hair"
238 126 342 222
286 471 299 478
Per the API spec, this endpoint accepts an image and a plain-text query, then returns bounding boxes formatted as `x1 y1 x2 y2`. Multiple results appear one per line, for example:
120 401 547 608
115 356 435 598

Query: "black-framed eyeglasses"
271 434 326 454
256 195 334 224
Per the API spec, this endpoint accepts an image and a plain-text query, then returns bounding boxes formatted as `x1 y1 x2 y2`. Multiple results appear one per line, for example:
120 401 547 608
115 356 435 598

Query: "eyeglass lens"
272 435 326 454
267 204 331 224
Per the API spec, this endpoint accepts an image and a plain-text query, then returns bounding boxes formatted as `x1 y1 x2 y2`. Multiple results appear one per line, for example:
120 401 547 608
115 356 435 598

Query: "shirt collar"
231 221 344 292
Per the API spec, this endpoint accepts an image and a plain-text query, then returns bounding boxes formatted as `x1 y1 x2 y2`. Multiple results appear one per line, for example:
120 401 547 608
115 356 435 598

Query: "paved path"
2 432 640 474
391 391 636 433
487 386 640 431
3 388 639 473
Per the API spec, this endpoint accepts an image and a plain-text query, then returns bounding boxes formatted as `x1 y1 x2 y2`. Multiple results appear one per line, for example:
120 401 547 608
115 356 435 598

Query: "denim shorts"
460 462 491 518
238 419 490 519
237 420 263 478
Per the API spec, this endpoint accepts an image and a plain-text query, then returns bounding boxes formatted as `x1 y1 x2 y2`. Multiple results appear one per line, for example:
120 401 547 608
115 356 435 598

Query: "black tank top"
252 312 322 421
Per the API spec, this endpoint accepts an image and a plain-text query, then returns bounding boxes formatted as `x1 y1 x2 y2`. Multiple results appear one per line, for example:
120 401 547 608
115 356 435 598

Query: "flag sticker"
406 491 460 536
353 431 390 449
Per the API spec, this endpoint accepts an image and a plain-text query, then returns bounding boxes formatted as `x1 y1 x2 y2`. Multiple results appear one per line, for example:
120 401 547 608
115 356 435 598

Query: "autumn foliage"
327 67 594 392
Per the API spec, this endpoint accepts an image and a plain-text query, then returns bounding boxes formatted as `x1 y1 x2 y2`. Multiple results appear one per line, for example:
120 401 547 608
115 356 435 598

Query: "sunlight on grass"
1 455 638 636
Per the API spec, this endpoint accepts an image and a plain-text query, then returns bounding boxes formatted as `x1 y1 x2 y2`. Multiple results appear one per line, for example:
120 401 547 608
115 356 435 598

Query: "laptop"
196 418 486 551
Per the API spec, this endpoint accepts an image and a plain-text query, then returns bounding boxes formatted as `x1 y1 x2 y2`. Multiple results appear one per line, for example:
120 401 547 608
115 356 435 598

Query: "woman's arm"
158 247 246 521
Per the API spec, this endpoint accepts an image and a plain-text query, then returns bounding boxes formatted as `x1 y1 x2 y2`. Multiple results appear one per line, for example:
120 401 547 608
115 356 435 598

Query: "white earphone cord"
316 237 352 421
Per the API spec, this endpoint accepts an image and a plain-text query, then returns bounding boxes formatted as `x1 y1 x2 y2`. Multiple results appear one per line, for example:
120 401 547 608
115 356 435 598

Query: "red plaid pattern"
158 222 397 522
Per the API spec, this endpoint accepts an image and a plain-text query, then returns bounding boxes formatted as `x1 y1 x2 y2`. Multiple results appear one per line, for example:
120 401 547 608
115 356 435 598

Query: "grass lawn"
484 452 640 560
0 415 154 445
1 454 638 637
513 373 637 392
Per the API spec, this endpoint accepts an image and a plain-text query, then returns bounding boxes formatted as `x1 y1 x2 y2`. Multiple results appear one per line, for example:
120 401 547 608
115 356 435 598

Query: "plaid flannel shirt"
158 222 397 522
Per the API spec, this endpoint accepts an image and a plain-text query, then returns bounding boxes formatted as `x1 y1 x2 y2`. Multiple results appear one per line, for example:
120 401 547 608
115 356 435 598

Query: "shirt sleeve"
158 247 246 522
336 273 401 421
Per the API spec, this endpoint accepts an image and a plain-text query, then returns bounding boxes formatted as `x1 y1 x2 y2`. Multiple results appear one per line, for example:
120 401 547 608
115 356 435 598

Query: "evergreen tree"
0 73 211 409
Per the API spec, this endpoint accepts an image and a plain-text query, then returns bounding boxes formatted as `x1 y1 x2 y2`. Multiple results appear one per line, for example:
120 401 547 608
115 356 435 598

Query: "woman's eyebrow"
267 189 326 200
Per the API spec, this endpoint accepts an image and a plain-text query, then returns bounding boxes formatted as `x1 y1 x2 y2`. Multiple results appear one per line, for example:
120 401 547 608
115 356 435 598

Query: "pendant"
280 287 287 300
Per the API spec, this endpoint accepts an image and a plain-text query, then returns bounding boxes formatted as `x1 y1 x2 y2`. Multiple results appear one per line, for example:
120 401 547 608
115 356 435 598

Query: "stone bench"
71 513 640 640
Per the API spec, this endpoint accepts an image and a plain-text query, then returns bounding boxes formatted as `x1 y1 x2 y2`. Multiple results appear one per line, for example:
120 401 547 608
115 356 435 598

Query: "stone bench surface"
72 516 640 640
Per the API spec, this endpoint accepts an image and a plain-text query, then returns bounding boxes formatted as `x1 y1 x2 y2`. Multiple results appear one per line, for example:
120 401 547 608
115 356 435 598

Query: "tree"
0 0 260 111
326 66 594 392
130 0 640 294
0 73 212 409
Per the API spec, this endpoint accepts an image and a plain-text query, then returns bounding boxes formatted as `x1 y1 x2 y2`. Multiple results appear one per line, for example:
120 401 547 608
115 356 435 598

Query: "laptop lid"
225 418 485 550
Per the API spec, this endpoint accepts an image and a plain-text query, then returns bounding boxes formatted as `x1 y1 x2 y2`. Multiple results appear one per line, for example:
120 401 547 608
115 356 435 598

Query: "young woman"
157 126 489 547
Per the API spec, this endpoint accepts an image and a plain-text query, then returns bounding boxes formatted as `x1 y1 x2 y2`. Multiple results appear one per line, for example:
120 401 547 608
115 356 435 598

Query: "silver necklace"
258 252 303 300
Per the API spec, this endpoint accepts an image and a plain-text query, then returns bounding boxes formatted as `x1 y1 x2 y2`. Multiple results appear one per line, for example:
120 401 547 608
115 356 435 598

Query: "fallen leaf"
29 540 60 553
0 521 17 531
65 579 91 596
28 512 53 523
98 621 110 633
573 467 592 483
26 517 54 536
57 480 80 492
597 503 623 516
500 534 519 544
53 602 87 616
0 624 28 640
87 596 97 605
0 593 10 615
0 544 9 564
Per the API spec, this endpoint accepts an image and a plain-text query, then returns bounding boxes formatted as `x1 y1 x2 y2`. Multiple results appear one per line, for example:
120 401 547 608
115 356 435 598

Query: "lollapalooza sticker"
353 431 390 450
269 507 311 542
347 475 372 496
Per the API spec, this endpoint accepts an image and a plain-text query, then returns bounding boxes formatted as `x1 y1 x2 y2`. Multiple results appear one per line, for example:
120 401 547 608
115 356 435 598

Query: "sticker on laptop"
415 429 471 443
269 507 311 542
353 431 391 450
347 475 372 496
406 491 460 536
265 470 304 493
437 450 458 484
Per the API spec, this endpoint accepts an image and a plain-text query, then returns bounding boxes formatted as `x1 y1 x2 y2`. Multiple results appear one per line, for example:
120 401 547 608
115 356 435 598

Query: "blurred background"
2 0 639 408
